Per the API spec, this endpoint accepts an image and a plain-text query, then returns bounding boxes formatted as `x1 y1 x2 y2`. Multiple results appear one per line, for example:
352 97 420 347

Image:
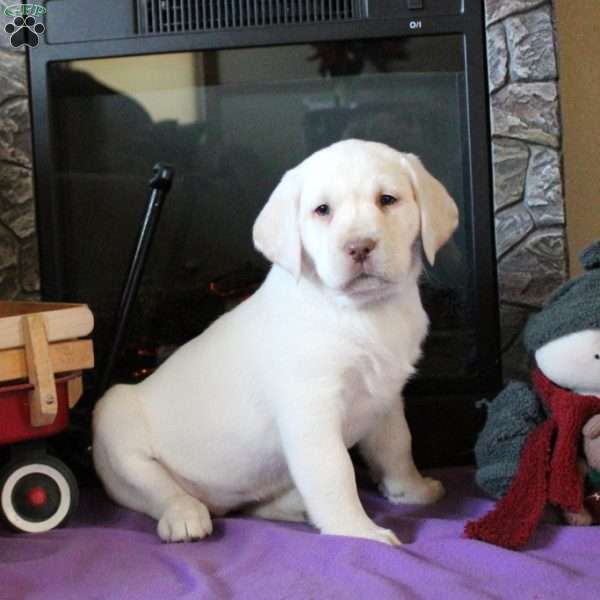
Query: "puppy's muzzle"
345 238 377 264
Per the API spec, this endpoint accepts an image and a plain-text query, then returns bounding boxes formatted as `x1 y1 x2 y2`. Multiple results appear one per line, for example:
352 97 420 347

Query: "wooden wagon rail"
0 301 94 427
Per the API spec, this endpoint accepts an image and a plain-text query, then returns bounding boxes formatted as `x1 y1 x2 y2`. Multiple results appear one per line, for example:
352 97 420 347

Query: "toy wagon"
0 163 172 535
0 301 94 533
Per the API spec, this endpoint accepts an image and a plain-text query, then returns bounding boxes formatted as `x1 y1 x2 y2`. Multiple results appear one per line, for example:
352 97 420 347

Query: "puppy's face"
254 139 458 301
297 145 420 296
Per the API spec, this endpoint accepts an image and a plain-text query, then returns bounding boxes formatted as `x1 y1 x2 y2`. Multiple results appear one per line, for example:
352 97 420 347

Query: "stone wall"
0 1 39 298
485 0 566 379
0 1 566 378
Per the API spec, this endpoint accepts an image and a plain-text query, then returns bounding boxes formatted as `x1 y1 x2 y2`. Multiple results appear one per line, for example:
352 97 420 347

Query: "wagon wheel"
0 455 79 533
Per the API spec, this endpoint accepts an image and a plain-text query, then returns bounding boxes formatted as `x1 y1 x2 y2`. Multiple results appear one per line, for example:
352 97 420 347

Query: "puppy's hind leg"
92 385 212 543
244 487 307 523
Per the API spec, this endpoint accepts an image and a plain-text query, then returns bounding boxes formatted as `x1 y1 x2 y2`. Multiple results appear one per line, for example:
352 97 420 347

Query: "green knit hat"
524 240 600 353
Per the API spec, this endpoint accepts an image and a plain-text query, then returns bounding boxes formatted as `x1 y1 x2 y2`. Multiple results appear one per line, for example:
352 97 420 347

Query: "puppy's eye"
379 194 398 207
314 204 331 216
595 354 600 360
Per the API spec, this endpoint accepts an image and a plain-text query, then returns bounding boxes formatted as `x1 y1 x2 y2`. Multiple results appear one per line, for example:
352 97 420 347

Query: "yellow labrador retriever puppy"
93 139 458 545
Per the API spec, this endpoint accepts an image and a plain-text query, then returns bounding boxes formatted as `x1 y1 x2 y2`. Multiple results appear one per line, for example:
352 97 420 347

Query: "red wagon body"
0 375 77 446
0 301 94 533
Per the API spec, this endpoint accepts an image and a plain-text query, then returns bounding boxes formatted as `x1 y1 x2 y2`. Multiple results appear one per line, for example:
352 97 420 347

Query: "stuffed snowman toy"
570 413 600 525
465 240 600 550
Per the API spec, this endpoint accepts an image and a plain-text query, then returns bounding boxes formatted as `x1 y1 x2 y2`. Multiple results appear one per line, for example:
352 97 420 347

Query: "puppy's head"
253 139 458 300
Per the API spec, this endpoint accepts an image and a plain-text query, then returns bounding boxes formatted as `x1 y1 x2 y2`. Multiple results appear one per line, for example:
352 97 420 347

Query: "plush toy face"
535 329 600 397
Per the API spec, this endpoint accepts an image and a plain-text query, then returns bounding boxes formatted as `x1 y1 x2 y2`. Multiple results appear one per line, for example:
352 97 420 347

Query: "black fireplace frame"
27 0 501 465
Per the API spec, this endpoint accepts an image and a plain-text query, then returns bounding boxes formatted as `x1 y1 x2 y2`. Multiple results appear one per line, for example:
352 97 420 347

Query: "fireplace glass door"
48 34 477 388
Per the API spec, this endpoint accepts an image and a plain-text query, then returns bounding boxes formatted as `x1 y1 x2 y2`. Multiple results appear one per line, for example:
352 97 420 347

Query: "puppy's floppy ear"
253 169 302 279
583 415 600 439
402 153 459 266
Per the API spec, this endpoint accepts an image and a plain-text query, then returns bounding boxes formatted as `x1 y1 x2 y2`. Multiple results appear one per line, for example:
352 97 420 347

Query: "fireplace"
27 0 501 465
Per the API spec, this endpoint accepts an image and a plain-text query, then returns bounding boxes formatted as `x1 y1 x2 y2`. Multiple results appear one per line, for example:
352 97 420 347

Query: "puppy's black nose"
345 238 377 263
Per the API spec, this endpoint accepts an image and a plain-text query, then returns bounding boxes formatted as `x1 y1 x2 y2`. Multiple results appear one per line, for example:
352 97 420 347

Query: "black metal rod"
97 162 174 397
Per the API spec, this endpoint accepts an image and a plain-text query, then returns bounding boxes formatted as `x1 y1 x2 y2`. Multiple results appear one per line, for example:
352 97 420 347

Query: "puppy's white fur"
93 139 458 545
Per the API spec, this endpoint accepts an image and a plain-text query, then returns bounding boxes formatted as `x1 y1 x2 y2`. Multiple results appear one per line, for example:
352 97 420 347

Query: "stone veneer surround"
0 2 39 299
0 0 566 379
485 0 566 378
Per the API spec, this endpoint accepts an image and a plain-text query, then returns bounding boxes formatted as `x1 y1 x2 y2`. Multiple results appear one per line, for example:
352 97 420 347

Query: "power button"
407 0 424 8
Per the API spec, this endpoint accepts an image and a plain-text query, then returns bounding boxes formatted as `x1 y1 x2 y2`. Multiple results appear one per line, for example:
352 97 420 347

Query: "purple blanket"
2 468 599 599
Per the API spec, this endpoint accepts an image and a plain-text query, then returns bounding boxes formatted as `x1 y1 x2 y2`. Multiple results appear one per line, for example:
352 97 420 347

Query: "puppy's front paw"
323 521 402 546
157 496 213 543
361 526 402 547
381 476 445 505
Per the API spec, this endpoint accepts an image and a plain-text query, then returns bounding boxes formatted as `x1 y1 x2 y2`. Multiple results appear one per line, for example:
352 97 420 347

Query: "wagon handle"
96 163 174 397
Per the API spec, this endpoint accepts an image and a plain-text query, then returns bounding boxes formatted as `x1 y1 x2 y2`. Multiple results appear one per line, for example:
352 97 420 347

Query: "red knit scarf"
465 368 600 550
